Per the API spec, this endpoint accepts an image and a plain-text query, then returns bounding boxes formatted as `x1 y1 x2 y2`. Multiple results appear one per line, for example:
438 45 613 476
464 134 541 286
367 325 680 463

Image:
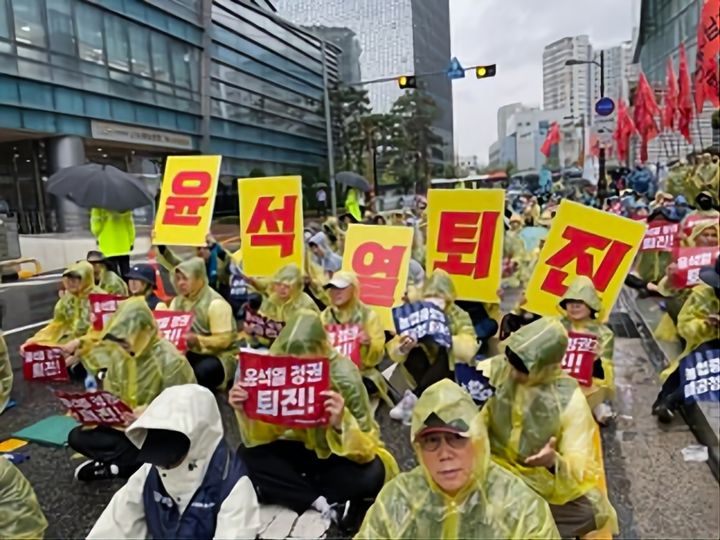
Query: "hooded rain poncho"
98 266 129 296
308 232 343 275
0 458 48 539
356 380 559 539
258 264 320 322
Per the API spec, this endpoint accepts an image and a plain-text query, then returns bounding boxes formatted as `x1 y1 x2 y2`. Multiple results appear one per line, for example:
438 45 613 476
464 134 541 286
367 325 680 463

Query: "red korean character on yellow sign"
153 156 222 246
342 224 414 330
524 200 646 319
426 189 505 302
238 176 304 277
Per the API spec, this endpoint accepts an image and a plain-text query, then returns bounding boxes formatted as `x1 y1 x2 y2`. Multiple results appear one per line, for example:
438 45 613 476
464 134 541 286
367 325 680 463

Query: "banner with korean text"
325 324 362 367
561 331 598 387
238 351 330 427
341 224 414 330
153 311 194 352
238 176 303 277
639 220 679 252
153 155 222 246
56 390 133 426
22 344 68 382
670 246 719 289
426 189 504 302
89 293 126 331
524 201 646 317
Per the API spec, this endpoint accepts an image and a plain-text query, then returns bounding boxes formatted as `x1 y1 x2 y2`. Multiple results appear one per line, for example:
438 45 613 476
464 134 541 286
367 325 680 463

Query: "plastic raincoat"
27 261 104 345
303 250 331 308
0 332 11 412
169 258 237 386
258 264 320 322
82 298 196 409
356 380 560 539
90 208 135 257
0 458 48 539
236 312 398 482
322 217 344 254
388 270 478 388
635 217 675 283
97 266 128 296
479 318 617 533
557 277 615 409
308 231 343 274
660 283 720 381
88 384 260 539
320 271 390 405
693 157 719 205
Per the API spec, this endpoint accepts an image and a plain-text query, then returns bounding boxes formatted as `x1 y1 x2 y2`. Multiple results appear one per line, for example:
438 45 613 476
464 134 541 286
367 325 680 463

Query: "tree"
329 85 372 173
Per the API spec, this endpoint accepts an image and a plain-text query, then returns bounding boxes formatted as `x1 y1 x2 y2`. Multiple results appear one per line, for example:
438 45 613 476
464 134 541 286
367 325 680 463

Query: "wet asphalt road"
1 277 718 539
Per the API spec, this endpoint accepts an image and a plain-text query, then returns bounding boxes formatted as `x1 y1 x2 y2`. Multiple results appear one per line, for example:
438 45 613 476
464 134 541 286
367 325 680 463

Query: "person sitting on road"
229 312 398 533
170 258 237 390
69 298 196 481
388 270 478 423
253 263 321 323
156 234 230 294
320 271 390 405
87 250 128 296
0 457 48 539
478 318 617 539
356 380 560 539
87 384 260 539
22 261 103 351
125 263 167 310
557 276 616 425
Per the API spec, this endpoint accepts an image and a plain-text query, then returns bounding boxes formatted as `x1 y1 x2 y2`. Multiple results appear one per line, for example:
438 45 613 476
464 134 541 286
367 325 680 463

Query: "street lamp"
565 51 607 200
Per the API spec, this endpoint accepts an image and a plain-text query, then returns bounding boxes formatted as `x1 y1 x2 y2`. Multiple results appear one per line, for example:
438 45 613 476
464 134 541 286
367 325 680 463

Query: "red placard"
561 331 597 387
639 220 679 252
89 293 126 331
238 351 330 428
244 309 285 341
55 390 133 426
325 323 362 367
670 246 719 289
22 344 69 382
153 311 194 351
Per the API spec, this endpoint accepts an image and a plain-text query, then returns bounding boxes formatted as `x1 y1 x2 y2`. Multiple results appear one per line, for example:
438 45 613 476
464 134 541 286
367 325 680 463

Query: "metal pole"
199 0 212 154
321 41 337 217
598 51 607 199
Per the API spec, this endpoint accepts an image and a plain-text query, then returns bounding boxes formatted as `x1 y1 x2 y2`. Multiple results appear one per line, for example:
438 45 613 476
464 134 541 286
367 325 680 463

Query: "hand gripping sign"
561 331 598 387
238 176 303 277
524 201 646 318
89 293 126 331
426 189 505 302
153 156 222 246
56 390 133 426
22 344 69 382
239 351 330 428
341 224 414 330
670 247 719 289
153 311 194 352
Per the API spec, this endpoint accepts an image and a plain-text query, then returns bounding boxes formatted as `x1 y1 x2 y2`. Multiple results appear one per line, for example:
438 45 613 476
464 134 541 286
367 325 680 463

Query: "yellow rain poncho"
557 277 615 409
356 379 560 539
82 298 196 409
479 318 617 534
0 333 11 412
27 261 103 345
345 187 363 222
635 219 674 284
320 271 390 405
236 311 398 481
693 156 719 205
660 283 720 381
0 458 48 539
169 258 237 386
97 266 128 296
388 270 478 388
258 264 320 322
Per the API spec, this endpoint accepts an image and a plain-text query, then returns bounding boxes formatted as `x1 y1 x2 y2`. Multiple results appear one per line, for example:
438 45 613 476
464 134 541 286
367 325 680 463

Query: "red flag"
613 98 636 164
695 0 720 113
663 57 679 130
678 43 694 142
540 122 560 157
633 73 661 162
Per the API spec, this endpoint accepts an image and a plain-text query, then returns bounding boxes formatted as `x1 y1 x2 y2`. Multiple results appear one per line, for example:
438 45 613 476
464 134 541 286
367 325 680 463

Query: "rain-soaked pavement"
1 277 719 539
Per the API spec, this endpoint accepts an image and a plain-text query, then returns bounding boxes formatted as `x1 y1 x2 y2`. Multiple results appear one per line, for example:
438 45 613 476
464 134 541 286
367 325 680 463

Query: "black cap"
137 429 191 469
86 250 109 264
125 264 156 288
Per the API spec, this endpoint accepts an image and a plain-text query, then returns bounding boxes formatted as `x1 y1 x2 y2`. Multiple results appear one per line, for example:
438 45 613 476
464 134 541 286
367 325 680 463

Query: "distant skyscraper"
301 25 363 84
590 41 636 107
543 35 592 120
276 0 454 158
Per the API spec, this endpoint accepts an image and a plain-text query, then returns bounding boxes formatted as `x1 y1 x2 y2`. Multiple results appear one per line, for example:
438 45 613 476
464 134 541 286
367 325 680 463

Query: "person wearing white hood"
87 384 260 540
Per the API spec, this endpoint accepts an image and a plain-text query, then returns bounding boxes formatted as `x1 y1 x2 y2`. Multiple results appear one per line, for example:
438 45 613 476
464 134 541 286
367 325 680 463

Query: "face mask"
139 429 191 469
698 198 713 211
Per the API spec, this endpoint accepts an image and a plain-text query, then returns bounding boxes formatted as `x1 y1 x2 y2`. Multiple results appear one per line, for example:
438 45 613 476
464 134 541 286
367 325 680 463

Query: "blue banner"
455 363 495 406
680 339 720 403
392 301 452 349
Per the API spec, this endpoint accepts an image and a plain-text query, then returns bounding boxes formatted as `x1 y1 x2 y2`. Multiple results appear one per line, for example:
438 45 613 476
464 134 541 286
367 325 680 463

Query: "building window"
150 32 172 83
13 0 46 48
1 0 11 40
76 4 105 65
105 15 130 72
128 24 152 78
46 0 75 56
170 40 191 88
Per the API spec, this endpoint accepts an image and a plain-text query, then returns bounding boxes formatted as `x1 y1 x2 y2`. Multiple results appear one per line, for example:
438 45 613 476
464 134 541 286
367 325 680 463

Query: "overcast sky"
449 0 640 163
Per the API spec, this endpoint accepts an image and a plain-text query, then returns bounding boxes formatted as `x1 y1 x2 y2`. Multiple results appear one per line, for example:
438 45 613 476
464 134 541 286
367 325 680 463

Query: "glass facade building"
0 0 338 232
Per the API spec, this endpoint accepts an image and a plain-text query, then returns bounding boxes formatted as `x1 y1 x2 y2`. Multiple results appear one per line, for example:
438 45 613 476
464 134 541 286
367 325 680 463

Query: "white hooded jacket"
87 384 260 539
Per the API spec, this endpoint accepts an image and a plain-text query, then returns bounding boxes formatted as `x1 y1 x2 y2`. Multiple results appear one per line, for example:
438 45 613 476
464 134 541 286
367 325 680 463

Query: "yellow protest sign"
524 200 646 317
342 224 414 329
426 189 505 302
153 155 221 246
238 176 304 277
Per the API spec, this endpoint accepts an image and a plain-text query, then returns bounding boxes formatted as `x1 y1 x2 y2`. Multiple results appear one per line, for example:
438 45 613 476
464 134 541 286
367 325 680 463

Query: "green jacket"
90 208 135 257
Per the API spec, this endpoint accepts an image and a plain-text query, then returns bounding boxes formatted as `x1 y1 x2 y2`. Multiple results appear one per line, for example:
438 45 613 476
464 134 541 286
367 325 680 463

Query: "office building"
0 0 338 233
543 35 592 120
590 41 636 105
301 25 362 84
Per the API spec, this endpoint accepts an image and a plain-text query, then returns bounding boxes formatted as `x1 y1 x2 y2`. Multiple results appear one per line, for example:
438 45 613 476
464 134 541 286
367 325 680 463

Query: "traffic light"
397 75 417 89
475 64 497 79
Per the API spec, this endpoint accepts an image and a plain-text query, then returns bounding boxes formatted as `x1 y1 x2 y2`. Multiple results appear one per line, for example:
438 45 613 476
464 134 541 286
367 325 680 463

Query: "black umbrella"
47 163 154 212
335 171 371 193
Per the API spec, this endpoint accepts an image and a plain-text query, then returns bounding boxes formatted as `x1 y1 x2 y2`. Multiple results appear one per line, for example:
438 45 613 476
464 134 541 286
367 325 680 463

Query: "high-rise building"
543 35 592 120
301 25 363 84
276 0 454 158
590 41 636 105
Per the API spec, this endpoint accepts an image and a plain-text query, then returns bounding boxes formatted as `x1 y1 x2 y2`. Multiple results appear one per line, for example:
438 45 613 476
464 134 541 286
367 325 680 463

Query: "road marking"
4 319 52 336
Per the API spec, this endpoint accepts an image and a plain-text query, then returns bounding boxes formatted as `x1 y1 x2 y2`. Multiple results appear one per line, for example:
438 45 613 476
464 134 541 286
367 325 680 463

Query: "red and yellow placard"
238 176 303 277
342 224 413 330
524 200 646 317
426 189 505 302
153 155 222 246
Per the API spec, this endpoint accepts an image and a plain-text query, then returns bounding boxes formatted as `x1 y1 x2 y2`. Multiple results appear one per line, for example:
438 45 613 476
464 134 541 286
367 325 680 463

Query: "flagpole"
694 114 705 150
